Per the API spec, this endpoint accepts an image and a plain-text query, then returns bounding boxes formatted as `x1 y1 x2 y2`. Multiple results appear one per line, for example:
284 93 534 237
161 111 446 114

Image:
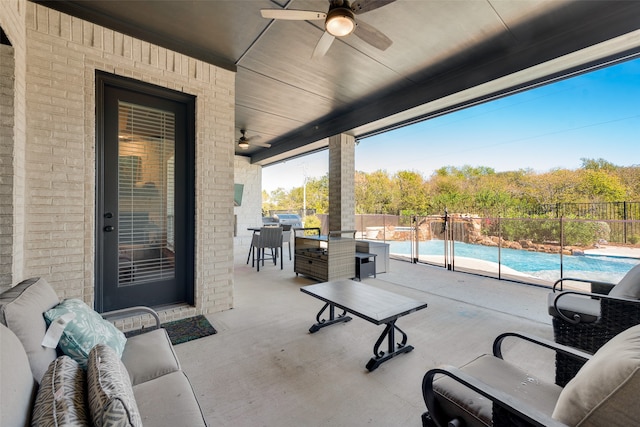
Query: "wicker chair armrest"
422 366 568 427
552 277 615 293
101 306 161 328
552 290 640 324
493 331 592 362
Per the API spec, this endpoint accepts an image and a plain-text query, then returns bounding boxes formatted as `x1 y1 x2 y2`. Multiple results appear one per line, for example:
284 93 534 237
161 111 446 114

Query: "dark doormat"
125 315 217 345
163 315 217 345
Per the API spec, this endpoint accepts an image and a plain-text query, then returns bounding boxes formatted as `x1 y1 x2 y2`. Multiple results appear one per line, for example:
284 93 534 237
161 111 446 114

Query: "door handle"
104 225 115 232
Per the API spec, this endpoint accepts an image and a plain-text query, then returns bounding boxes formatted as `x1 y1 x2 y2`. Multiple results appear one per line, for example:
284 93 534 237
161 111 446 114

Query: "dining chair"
252 226 283 271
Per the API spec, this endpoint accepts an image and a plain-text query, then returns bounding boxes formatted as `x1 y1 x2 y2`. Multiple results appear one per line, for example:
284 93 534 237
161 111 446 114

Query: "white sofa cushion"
0 277 60 383
552 324 640 425
122 328 180 385
133 370 207 426
0 324 37 427
609 264 640 299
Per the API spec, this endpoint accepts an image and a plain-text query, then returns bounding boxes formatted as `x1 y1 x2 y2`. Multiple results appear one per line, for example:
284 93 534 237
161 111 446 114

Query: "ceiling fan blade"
251 141 272 148
261 9 326 20
312 31 335 59
350 0 396 15
353 19 392 51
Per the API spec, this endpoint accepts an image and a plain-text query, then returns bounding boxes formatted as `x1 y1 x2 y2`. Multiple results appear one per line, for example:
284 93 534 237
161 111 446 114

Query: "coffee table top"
301 279 428 325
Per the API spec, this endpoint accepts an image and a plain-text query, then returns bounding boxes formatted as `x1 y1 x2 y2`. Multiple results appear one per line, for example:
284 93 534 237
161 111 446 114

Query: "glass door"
96 73 194 312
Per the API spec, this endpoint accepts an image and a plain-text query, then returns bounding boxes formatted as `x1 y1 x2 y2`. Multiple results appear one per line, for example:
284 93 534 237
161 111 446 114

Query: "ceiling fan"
261 0 395 59
238 129 271 150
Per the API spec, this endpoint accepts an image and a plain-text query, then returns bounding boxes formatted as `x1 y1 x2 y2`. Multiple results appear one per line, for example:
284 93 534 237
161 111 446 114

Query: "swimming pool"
387 240 639 283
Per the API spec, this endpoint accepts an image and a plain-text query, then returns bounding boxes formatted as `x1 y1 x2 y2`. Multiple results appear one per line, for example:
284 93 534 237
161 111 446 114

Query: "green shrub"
481 217 610 246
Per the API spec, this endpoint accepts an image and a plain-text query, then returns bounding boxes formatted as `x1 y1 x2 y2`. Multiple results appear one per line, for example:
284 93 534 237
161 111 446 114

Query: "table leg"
366 320 414 371
372 257 376 278
309 302 352 333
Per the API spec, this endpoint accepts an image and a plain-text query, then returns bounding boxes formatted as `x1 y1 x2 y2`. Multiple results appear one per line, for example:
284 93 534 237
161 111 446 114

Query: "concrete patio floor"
175 257 557 427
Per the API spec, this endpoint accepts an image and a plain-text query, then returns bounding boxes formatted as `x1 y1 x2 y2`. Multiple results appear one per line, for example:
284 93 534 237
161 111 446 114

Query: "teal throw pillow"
44 299 127 369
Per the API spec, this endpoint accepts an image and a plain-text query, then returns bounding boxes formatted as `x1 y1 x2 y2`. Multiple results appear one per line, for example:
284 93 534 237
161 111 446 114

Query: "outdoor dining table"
300 279 428 371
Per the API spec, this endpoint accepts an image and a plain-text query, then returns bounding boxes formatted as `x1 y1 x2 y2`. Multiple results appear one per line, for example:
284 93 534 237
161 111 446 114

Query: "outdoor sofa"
0 277 207 426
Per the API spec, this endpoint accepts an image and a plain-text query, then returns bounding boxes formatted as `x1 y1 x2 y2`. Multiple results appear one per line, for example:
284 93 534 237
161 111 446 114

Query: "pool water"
387 240 639 283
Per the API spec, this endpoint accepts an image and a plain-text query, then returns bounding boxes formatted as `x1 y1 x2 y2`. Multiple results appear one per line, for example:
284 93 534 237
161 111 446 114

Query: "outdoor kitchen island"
293 229 356 281
301 279 429 371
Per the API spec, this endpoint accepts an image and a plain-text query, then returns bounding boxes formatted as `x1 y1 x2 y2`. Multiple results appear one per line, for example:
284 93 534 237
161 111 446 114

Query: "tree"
395 170 429 215
355 170 398 214
579 170 627 201
581 157 617 172
305 175 329 214
263 160 639 218
525 169 582 204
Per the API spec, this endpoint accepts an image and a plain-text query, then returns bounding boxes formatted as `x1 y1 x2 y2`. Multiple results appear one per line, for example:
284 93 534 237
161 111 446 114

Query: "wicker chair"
548 263 640 386
422 325 640 427
252 226 283 271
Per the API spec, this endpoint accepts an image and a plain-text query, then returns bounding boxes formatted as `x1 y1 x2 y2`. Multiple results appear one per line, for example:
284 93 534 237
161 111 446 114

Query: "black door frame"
95 71 195 312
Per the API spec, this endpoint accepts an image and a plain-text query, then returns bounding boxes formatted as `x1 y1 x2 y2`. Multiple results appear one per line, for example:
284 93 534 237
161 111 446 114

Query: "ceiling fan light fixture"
325 8 355 37
238 140 249 150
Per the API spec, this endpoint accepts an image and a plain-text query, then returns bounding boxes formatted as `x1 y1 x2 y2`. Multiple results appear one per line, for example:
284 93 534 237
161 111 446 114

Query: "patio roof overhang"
35 0 640 166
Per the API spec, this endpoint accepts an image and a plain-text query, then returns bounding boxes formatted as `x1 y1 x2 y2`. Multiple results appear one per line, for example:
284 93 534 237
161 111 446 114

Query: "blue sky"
262 57 640 192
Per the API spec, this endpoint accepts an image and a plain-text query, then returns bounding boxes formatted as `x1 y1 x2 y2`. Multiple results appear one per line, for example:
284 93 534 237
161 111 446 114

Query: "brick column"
328 134 355 232
0 43 21 289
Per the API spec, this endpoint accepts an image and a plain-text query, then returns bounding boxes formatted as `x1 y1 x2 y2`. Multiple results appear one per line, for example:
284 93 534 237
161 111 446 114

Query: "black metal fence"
320 201 640 244
421 201 640 220
539 201 640 220
411 201 640 244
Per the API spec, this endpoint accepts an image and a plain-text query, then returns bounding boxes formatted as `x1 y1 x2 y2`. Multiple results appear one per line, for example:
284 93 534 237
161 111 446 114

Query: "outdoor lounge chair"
548 263 640 385
421 324 640 427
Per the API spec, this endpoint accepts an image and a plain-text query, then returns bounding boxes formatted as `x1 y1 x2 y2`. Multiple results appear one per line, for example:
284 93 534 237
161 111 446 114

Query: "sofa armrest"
102 306 161 329
422 366 568 427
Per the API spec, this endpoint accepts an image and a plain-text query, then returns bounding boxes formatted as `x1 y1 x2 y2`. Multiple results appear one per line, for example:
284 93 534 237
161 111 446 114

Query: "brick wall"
0 2 235 315
328 134 355 232
233 156 263 261
0 44 15 287
0 0 28 291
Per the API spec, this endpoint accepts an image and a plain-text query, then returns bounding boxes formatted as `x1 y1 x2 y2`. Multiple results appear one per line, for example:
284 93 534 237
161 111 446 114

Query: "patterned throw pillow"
44 299 126 369
31 355 89 427
87 344 142 427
